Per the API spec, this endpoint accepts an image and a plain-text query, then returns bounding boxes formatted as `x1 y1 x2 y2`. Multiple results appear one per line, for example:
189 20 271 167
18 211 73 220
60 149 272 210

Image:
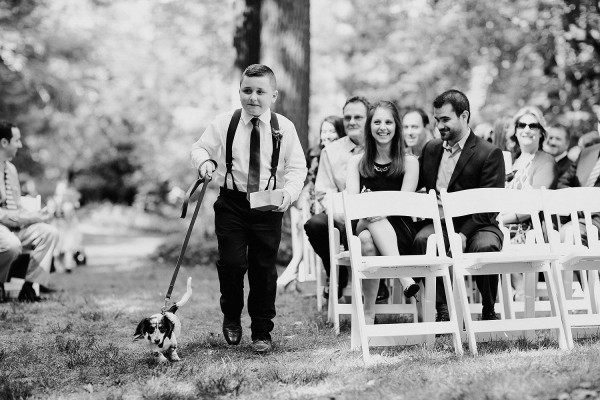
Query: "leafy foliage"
312 0 600 140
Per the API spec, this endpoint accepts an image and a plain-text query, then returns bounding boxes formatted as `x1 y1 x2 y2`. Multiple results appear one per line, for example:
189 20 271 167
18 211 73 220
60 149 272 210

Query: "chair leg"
423 275 435 346
314 251 323 311
456 268 477 355
588 270 600 313
502 273 515 319
524 271 536 340
350 273 370 362
548 263 573 350
331 261 340 334
443 270 463 356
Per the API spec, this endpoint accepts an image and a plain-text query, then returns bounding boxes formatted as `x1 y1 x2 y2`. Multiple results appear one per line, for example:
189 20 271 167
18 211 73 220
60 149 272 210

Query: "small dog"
134 277 192 363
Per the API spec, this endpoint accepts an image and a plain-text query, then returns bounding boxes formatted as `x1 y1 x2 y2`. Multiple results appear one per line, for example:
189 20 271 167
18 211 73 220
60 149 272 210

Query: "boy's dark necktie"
247 117 261 198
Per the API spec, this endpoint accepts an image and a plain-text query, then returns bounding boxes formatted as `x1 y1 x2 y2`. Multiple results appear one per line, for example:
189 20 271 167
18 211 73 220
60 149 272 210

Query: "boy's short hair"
433 89 470 123
343 95 371 114
241 64 277 89
0 120 15 141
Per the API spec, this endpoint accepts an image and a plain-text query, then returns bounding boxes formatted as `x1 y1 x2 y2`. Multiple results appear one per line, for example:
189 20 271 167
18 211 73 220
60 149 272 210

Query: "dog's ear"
162 315 175 340
133 319 147 340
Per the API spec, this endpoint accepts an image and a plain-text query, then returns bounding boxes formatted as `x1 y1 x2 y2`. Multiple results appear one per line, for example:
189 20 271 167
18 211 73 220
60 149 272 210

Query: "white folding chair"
327 190 418 335
343 190 462 362
441 188 568 355
276 199 324 311
542 187 600 346
326 190 353 333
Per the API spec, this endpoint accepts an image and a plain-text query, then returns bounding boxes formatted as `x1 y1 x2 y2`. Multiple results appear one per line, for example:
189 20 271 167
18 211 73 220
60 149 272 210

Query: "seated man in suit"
413 90 505 321
0 121 58 302
556 137 600 244
544 123 572 188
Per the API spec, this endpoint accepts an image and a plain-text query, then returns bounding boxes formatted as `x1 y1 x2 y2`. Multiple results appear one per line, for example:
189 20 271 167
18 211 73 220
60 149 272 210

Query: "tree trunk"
233 0 262 71
233 0 310 155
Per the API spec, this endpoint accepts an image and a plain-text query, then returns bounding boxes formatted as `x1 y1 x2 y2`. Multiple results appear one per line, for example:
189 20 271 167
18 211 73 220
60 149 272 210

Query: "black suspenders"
224 109 281 192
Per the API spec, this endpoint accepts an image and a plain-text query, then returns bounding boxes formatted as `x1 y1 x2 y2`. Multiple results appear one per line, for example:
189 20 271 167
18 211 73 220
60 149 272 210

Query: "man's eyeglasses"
343 115 364 122
516 122 541 131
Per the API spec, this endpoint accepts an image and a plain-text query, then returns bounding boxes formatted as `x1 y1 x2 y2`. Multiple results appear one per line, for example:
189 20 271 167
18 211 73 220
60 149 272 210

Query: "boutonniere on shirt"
272 128 283 149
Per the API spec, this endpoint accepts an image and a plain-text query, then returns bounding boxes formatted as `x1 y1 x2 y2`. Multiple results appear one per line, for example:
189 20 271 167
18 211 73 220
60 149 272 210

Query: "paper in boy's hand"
249 189 284 211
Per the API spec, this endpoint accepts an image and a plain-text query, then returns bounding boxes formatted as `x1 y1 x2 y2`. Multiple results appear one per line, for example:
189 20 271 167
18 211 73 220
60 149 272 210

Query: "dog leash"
162 159 217 313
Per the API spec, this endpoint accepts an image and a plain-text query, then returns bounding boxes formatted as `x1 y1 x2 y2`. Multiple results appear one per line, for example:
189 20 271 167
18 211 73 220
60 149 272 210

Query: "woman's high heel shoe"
403 283 420 300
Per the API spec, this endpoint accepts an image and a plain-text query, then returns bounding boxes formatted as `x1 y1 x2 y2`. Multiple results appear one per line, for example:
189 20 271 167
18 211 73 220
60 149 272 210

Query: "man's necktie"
247 117 261 198
585 157 600 187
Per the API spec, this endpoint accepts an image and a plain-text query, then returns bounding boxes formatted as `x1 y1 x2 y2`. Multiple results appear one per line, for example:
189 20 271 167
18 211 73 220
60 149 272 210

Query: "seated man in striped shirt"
0 121 58 302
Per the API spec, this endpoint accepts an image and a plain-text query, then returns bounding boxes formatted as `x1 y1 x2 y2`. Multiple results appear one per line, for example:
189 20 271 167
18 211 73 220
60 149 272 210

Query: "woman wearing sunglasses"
502 106 557 299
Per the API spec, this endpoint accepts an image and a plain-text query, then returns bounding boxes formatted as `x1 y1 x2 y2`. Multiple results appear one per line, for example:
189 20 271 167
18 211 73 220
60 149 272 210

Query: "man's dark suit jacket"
419 131 505 240
557 143 600 223
557 143 600 189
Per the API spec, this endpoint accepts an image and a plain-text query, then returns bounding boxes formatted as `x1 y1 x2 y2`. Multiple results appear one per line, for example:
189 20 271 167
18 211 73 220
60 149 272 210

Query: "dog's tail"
167 277 192 314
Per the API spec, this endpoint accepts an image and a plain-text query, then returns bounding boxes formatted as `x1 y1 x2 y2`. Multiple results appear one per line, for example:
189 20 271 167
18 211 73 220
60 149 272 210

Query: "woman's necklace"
374 163 390 172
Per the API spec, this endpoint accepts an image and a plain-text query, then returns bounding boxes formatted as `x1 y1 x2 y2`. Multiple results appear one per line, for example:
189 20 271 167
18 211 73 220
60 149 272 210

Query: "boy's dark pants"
214 188 283 342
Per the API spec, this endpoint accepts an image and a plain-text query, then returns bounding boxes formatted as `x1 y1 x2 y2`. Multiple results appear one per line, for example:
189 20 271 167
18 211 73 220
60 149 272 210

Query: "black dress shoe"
376 280 389 304
251 339 272 353
18 282 44 303
403 283 420 299
223 326 242 345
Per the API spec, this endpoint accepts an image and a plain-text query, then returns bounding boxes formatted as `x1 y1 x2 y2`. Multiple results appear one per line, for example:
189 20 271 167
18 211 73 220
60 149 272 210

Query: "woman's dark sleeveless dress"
359 162 416 255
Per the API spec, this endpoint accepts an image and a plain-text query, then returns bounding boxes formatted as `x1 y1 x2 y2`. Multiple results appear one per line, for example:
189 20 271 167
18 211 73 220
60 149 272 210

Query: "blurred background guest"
543 123 572 185
491 116 513 152
401 108 432 157
474 122 493 143
306 116 345 188
502 106 556 300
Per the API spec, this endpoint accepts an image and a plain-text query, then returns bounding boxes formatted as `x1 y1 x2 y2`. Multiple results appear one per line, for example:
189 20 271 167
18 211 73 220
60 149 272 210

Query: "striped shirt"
4 165 17 210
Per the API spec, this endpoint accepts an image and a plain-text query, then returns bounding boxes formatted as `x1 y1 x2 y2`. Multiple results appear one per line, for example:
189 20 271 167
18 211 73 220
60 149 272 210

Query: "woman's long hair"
359 100 406 179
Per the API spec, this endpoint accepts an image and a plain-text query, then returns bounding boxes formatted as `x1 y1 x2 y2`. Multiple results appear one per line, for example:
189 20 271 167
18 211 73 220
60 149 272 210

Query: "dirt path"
81 228 165 271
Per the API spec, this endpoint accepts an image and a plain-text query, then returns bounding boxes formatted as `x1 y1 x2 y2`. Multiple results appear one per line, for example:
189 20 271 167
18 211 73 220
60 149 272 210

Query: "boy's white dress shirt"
191 108 307 202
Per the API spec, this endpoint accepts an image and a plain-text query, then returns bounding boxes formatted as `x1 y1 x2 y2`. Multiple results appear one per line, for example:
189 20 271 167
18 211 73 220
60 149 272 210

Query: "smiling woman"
345 100 420 323
502 105 556 300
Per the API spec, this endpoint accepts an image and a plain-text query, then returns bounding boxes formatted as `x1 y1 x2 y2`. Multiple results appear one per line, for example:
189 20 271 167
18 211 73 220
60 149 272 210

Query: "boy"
191 64 307 353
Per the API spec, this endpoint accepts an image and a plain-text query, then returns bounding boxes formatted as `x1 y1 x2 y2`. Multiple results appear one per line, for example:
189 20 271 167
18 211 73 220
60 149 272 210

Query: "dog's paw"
153 352 169 363
166 349 181 362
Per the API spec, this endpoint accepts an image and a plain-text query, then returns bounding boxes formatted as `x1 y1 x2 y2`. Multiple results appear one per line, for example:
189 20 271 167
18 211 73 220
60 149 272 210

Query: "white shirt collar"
241 108 271 126
555 151 568 162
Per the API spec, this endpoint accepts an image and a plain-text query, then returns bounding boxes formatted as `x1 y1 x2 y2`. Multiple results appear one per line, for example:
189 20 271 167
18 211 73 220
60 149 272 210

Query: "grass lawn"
2 230 600 399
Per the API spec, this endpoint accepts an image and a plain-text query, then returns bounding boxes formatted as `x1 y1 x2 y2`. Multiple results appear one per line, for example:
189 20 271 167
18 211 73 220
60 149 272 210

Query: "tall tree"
233 0 310 154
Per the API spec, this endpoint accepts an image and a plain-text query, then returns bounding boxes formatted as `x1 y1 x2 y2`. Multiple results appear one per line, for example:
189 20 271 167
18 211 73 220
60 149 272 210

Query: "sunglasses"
516 122 541 131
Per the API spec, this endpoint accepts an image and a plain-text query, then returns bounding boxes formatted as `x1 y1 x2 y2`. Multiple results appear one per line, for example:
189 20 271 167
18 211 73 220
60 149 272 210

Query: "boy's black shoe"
222 317 242 345
18 282 44 303
251 339 272 354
